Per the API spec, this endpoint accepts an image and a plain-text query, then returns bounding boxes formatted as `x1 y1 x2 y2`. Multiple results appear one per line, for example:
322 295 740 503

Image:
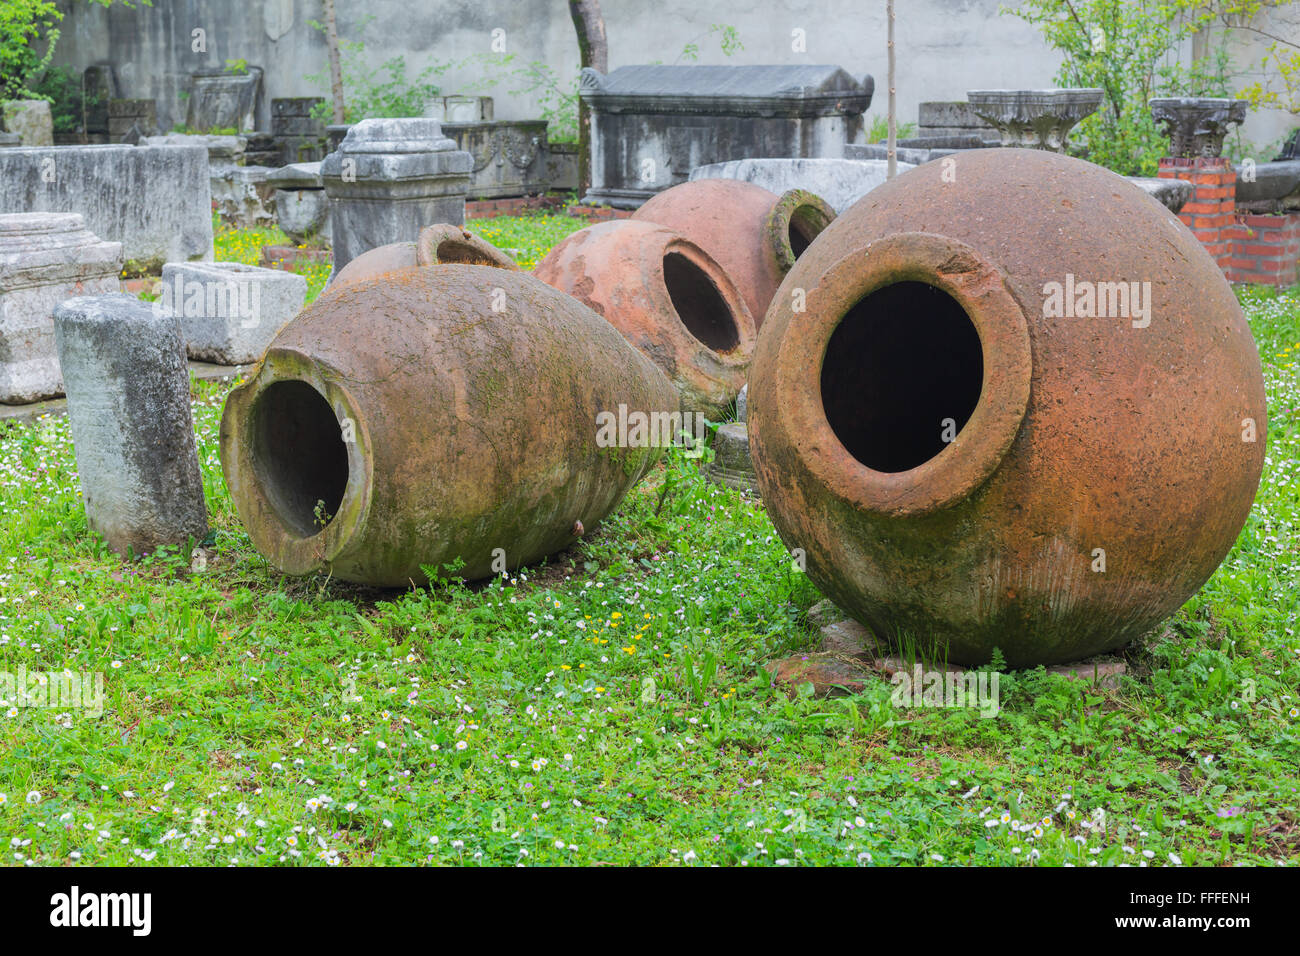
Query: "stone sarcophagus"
440 120 549 199
579 64 874 209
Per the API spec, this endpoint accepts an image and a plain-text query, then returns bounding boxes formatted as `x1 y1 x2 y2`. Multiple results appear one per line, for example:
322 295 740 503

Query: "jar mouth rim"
220 348 373 573
765 188 837 272
774 231 1033 516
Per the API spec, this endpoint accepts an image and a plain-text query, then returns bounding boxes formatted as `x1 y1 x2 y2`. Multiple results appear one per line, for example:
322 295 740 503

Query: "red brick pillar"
1227 212 1300 287
1158 157 1236 271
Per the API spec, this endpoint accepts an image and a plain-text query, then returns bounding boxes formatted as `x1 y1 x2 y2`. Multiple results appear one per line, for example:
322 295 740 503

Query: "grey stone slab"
690 157 913 213
267 161 324 189
917 101 994 129
141 132 246 163
0 144 213 269
846 143 942 166
1127 176 1193 213
158 260 306 364
82 64 118 134
53 293 209 555
898 134 992 150
0 213 122 404
913 125 1002 142
1235 159 1300 207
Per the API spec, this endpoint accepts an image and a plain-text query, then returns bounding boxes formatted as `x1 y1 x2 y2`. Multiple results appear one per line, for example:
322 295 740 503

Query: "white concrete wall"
50 0 1296 151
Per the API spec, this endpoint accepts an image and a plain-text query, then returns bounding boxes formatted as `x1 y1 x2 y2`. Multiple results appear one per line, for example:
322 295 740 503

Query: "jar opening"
663 251 740 353
821 281 984 473
250 380 349 538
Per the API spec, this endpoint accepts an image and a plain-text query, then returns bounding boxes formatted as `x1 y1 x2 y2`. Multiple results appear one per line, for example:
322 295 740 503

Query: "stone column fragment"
53 294 209 556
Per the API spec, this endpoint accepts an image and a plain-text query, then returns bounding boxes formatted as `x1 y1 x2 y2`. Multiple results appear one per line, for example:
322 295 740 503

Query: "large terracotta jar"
534 219 755 420
221 265 677 586
750 148 1267 667
632 179 836 328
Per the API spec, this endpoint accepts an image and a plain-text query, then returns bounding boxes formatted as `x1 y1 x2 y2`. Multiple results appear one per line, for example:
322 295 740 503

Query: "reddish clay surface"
533 219 755 419
633 179 835 327
221 265 676 586
749 148 1268 666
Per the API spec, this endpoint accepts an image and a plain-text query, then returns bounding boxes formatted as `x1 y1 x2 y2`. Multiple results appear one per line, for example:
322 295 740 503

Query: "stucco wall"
51 0 1297 152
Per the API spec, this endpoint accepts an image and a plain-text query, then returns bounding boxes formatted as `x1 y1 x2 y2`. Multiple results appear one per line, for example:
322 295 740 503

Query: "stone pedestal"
966 89 1103 152
159 260 306 364
53 294 208 556
0 213 122 404
1149 97 1247 159
2 101 54 147
320 118 472 278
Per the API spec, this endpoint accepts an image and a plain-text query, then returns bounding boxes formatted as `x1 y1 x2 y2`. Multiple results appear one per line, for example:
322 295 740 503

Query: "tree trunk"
569 0 608 198
324 0 347 125
887 0 897 180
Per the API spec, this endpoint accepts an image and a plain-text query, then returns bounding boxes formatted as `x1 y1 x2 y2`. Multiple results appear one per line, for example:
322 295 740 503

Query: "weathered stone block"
917 101 995 130
320 118 471 277
210 164 277 228
0 213 122 403
0 144 213 270
2 101 54 147
158 260 306 364
272 97 326 164
187 67 263 132
424 95 494 122
546 141 579 191
53 293 209 556
107 99 157 143
703 422 759 494
274 188 330 244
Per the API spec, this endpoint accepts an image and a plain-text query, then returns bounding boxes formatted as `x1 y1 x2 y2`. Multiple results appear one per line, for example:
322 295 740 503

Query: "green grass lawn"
0 217 1296 867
